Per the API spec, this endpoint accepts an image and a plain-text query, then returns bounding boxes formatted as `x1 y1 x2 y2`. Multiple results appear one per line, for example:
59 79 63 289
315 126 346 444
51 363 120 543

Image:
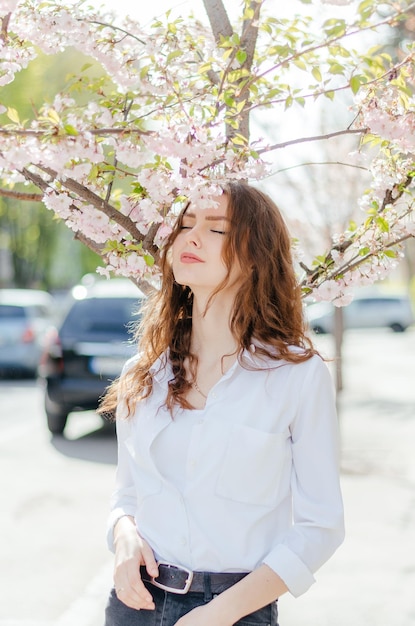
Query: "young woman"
101 181 344 626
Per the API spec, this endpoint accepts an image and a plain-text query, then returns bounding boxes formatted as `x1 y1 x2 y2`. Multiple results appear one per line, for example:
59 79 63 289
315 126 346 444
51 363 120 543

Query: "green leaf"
235 99 247 113
350 74 367 94
223 92 235 107
236 49 247 65
376 216 389 233
7 107 20 124
384 249 397 258
226 118 239 129
358 0 376 19
284 95 293 109
312 66 322 82
167 50 183 63
231 134 247 146
144 253 155 267
48 109 61 125
64 124 79 136
323 18 346 38
293 58 307 71
328 62 345 75
198 62 213 74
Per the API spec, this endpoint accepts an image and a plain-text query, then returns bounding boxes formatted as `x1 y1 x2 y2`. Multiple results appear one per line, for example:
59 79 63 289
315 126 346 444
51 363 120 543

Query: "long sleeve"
263 357 345 596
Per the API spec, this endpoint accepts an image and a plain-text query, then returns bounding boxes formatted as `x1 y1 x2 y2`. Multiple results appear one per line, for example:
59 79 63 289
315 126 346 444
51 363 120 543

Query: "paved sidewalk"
281 330 415 626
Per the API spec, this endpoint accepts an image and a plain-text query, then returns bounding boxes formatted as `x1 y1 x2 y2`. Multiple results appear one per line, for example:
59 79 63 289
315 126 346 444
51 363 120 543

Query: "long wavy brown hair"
99 181 317 418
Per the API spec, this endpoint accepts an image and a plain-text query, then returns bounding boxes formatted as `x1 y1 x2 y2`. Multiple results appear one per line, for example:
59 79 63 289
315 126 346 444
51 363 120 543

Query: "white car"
306 293 414 334
0 289 56 376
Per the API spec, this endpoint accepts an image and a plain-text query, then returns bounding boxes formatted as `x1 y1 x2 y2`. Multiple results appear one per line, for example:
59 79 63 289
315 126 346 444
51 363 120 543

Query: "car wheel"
45 392 69 434
312 325 327 335
390 323 405 333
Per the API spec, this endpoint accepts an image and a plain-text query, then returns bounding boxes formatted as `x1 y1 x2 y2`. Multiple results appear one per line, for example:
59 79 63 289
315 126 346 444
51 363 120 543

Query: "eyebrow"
183 211 230 222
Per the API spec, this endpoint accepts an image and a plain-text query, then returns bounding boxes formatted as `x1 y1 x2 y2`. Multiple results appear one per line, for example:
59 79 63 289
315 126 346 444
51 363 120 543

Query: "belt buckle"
151 561 194 595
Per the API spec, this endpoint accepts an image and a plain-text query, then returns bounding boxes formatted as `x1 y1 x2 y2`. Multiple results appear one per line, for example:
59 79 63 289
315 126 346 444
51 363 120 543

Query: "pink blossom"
154 223 173 248
313 279 354 306
116 142 149 169
102 251 150 279
0 0 18 17
43 190 73 219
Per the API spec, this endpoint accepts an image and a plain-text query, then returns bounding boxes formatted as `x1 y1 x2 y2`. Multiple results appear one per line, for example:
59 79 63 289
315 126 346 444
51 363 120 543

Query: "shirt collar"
149 342 285 387
150 351 173 385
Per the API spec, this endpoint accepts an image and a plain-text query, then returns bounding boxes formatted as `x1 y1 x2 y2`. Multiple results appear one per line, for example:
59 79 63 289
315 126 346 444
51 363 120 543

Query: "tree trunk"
333 306 344 393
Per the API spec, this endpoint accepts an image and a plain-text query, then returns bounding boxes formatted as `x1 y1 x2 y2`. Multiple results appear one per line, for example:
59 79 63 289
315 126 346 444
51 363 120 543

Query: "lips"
180 252 204 263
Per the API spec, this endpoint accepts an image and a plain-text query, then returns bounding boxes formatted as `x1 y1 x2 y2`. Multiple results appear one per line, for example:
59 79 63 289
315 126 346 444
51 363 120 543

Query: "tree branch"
237 0 261 141
73 231 155 295
39 167 154 249
0 188 43 202
257 127 367 154
20 165 159 255
74 230 105 257
271 161 368 176
202 0 233 43
0 12 11 43
0 127 152 137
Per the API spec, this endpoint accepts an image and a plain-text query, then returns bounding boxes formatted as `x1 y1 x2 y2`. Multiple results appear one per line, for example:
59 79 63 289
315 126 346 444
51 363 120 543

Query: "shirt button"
198 419 204 425
211 392 217 399
181 538 187 546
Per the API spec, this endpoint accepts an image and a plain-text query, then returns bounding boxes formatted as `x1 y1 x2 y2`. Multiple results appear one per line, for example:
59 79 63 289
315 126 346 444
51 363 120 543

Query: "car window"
0 305 27 319
30 304 53 318
354 297 402 308
60 297 142 341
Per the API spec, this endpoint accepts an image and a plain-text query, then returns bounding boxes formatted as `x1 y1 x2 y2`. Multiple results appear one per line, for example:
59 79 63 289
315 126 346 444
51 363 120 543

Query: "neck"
190 290 238 361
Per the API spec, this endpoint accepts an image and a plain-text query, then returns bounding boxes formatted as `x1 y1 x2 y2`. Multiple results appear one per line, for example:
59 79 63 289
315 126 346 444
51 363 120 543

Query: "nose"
184 225 201 247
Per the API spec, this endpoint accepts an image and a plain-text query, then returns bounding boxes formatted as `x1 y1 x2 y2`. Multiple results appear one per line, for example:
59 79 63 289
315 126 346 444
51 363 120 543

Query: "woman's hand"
174 603 231 626
112 516 158 611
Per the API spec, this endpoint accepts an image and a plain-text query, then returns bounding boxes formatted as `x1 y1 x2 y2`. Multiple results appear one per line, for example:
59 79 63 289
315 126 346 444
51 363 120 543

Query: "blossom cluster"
358 87 415 153
307 152 415 305
0 0 414 299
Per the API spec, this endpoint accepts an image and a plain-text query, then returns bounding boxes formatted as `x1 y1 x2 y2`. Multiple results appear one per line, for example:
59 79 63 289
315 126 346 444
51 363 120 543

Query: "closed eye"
211 229 227 235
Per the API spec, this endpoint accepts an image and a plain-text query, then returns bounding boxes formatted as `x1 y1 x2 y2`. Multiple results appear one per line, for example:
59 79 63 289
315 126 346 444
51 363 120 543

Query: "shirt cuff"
263 544 315 597
106 507 136 552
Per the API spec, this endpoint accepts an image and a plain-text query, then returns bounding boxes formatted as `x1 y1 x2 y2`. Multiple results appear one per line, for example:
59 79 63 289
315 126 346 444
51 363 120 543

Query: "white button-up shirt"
107 347 344 598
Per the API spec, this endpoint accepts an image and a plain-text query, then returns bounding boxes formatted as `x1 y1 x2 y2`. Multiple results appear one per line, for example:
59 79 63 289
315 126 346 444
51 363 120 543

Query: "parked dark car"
0 289 56 377
38 279 145 434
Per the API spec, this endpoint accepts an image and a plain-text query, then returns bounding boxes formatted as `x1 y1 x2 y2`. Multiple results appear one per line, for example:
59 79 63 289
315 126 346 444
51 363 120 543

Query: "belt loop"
203 572 213 602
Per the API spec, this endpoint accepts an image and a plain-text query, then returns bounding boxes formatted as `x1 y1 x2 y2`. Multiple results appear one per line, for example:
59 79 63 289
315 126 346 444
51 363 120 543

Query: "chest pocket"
215 425 290 508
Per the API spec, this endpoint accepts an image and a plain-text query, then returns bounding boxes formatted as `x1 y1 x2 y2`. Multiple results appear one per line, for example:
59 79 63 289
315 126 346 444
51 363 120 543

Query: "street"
0 328 414 626
0 381 116 626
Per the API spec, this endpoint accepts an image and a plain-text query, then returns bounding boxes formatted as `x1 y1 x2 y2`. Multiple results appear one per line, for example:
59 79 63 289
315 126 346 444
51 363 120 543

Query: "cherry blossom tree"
0 0 415 301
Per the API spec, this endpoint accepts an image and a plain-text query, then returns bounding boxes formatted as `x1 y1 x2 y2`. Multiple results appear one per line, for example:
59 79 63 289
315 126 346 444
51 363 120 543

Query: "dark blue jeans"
104 582 279 626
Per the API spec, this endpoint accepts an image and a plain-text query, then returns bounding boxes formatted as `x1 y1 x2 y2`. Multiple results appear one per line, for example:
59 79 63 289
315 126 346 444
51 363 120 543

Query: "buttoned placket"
146 357 242 568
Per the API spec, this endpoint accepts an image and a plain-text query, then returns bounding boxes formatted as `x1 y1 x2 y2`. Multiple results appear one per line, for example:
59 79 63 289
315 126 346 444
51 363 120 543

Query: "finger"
114 564 154 610
129 569 155 608
141 544 159 578
116 584 155 611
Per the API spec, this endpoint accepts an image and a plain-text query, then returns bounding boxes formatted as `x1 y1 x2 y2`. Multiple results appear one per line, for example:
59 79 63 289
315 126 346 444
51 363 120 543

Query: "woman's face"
171 194 242 294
